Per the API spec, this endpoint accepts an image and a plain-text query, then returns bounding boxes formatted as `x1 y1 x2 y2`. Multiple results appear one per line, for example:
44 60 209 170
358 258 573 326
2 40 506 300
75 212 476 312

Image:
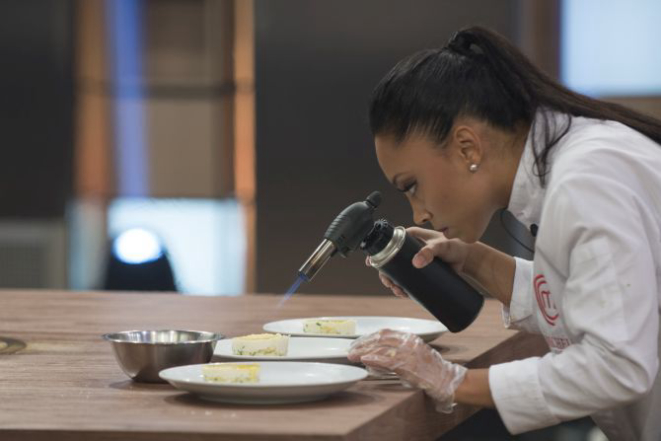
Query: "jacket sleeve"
489 173 660 434
501 257 541 334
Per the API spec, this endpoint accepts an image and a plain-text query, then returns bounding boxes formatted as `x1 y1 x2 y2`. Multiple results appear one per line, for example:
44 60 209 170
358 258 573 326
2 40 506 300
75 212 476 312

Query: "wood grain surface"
0 290 547 440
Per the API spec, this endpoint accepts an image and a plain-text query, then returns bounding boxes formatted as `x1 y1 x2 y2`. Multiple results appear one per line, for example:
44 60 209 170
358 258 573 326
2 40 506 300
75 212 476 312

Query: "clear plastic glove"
348 329 467 413
367 227 473 299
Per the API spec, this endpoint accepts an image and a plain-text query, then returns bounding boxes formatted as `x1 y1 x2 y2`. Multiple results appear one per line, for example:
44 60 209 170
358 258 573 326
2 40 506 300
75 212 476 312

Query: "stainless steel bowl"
103 330 223 383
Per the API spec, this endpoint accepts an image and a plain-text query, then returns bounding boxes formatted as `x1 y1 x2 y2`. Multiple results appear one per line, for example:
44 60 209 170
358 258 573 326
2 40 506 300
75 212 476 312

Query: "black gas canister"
361 219 484 332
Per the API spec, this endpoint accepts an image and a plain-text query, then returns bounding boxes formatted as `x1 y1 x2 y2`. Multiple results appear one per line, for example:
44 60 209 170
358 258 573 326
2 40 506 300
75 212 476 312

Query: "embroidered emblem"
534 274 558 326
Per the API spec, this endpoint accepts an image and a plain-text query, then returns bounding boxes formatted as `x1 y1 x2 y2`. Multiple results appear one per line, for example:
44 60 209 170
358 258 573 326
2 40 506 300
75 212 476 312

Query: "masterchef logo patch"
534 274 558 326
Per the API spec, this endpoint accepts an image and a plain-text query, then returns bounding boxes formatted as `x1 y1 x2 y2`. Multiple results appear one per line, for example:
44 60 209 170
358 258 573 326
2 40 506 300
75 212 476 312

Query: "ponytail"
369 26 661 186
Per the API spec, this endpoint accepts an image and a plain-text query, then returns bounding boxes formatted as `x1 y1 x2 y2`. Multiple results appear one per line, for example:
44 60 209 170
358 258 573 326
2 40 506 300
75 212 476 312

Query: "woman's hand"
367 227 473 298
348 329 467 413
407 227 473 272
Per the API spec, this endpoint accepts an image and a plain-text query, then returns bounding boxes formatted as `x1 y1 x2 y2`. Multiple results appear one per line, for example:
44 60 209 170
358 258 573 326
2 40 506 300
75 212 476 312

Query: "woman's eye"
403 182 417 196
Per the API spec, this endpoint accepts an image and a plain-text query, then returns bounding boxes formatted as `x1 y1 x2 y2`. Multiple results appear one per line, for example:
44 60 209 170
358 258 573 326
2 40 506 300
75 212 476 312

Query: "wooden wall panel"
0 1 75 217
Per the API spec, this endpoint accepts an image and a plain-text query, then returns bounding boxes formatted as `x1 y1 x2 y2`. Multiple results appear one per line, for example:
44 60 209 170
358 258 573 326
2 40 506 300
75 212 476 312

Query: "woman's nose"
413 207 431 226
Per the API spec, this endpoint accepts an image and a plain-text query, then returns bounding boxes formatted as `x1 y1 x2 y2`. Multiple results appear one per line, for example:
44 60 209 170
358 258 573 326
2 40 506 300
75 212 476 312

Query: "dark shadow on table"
164 389 380 410
438 408 598 441
109 379 175 391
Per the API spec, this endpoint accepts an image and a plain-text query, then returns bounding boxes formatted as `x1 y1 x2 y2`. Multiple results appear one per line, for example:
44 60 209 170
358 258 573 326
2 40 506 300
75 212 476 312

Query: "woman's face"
375 125 505 243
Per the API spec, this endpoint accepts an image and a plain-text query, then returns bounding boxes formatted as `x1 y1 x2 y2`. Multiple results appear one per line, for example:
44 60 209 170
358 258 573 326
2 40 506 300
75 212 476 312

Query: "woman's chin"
453 229 479 244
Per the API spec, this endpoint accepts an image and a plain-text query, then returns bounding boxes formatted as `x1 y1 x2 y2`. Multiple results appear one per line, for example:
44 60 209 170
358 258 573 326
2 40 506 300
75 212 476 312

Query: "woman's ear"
451 124 483 168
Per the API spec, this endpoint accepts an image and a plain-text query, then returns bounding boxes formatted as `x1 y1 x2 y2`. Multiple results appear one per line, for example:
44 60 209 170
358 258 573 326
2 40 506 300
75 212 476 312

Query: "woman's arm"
453 368 495 407
463 242 516 307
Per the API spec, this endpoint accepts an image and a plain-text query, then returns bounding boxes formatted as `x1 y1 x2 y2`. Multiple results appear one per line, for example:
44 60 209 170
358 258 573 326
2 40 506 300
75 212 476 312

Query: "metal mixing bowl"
103 330 223 383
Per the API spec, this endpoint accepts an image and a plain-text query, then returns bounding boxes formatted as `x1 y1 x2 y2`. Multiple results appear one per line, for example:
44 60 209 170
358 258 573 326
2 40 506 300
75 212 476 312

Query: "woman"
347 26 661 440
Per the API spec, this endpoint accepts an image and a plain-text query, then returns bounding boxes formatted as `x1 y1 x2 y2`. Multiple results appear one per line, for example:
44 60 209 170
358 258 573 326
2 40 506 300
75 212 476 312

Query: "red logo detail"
534 274 558 326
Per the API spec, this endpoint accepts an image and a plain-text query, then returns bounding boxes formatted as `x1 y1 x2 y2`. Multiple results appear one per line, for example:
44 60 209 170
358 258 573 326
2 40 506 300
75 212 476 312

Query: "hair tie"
447 31 483 56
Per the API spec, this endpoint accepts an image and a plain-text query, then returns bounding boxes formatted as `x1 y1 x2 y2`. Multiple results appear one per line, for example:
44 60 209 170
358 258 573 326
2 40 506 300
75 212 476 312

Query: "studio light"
103 228 177 292
113 228 163 264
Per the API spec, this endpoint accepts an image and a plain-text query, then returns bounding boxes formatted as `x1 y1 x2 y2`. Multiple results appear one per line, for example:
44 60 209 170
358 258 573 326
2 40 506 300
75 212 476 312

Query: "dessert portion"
202 363 260 383
231 333 289 356
303 319 357 335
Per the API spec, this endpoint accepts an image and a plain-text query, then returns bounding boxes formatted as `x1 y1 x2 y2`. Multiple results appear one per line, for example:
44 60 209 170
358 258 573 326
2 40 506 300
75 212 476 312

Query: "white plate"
159 362 368 404
263 316 447 342
214 337 352 363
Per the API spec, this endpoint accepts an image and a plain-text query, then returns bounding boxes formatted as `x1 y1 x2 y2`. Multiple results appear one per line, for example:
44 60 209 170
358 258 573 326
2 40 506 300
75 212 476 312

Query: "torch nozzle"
298 239 336 282
297 191 381 282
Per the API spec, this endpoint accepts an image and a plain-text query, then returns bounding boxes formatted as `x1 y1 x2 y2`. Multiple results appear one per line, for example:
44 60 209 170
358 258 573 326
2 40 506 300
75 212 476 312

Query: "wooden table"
0 290 547 441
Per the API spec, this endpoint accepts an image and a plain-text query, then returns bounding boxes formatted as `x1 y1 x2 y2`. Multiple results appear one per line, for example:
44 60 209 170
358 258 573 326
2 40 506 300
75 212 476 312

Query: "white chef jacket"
488 110 661 440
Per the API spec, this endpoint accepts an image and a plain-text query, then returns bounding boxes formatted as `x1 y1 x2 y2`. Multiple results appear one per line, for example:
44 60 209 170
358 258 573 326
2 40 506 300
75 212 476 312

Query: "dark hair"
369 26 661 186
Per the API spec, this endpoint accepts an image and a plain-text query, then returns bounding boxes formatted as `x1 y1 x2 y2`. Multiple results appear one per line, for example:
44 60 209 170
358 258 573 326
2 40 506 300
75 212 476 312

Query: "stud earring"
469 163 479 173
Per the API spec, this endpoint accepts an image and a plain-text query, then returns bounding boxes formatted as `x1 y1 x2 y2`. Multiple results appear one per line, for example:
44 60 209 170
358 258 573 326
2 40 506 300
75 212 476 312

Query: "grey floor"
439 409 601 441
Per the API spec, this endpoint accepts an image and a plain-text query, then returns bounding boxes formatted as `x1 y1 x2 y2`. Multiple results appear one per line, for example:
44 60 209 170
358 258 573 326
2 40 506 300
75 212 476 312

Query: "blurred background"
3 1 659 438
0 0 659 298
